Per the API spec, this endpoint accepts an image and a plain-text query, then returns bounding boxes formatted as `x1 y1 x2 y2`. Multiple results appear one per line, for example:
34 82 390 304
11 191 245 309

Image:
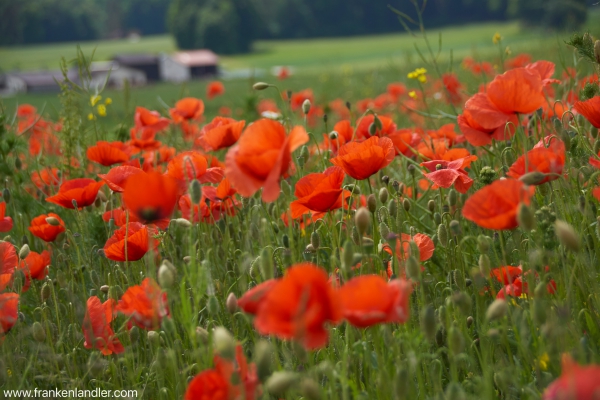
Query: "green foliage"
514 0 588 31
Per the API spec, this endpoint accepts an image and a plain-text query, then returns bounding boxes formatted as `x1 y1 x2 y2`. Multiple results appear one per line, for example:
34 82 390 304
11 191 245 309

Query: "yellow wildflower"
90 95 102 106
538 353 550 371
418 75 427 84
493 32 502 45
104 97 112 105
97 104 107 117
87 113 96 121
408 90 417 99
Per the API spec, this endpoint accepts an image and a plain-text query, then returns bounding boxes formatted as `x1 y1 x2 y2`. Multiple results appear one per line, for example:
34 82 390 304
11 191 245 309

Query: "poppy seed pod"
254 340 273 382
226 292 238 314
252 82 270 90
266 371 298 396
517 202 535 231
367 194 377 213
555 220 581 252
302 99 311 115
379 187 389 204
486 299 508 321
355 207 371 236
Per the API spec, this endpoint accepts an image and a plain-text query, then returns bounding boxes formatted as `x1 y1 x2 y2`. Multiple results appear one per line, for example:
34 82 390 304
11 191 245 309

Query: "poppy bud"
477 235 490 253
388 199 397 217
252 82 270 90
342 240 354 272
402 198 410 212
213 327 236 360
310 231 320 250
595 40 600 64
43 216 60 227
394 367 410 400
195 326 209 344
41 282 51 301
19 244 30 259
207 295 220 315
158 264 175 289
282 234 290 248
100 285 109 294
226 292 238 314
447 189 457 207
421 305 437 341
300 145 310 165
266 371 298 396
15 157 22 170
406 255 420 280
329 131 338 140
379 222 390 239
2 188 10 203
519 171 546 185
368 122 377 136
486 299 508 321
96 190 107 203
366 194 377 213
555 220 581 252
407 164 416 176
259 247 274 280
478 254 491 276
517 203 535 231
189 179 202 204
355 207 371 236
579 195 586 214
302 99 311 115
378 187 389 204
174 218 192 228
381 175 390 185
32 321 46 343
300 378 322 400
449 220 461 236
448 326 465 355
434 212 441 225
467 316 474 328
437 224 448 247
254 340 273 381
425 200 434 213
147 330 160 347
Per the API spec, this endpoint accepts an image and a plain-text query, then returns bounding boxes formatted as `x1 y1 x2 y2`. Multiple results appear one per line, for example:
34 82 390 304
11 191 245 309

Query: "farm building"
112 54 161 82
171 50 219 79
89 61 147 89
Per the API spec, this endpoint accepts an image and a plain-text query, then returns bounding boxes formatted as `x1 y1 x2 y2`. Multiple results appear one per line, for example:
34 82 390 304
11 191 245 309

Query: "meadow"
1 12 600 400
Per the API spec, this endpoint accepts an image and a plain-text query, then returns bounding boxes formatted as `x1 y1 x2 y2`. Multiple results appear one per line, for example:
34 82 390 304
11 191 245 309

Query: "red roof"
172 50 219 66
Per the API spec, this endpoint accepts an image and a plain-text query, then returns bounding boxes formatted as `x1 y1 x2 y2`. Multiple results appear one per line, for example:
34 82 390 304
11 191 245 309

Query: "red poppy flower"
104 222 158 262
87 141 130 166
355 115 397 140
122 171 179 223
170 97 204 123
17 104 36 118
421 156 478 194
185 370 229 400
387 83 407 101
277 66 291 80
416 138 470 162
129 127 161 151
290 166 351 219
0 274 12 292
0 242 17 275
507 136 565 184
526 61 561 87
0 293 19 336
238 279 278 315
462 179 536 230
574 96 600 129
207 81 225 100
487 68 546 115
290 89 313 111
458 93 519 147
82 296 125 356
225 119 308 202
253 263 342 349
0 202 13 233
491 265 522 285
543 354 600 400
46 178 105 209
28 213 65 242
166 151 224 187
323 120 354 154
195 117 246 151
505 53 532 69
185 344 260 400
19 250 51 291
330 136 395 180
31 167 61 195
116 277 169 330
339 275 412 328
442 73 463 105
134 107 170 133
98 165 144 193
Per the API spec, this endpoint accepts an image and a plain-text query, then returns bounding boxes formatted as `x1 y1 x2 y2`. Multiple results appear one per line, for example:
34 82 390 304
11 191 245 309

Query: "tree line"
0 0 593 53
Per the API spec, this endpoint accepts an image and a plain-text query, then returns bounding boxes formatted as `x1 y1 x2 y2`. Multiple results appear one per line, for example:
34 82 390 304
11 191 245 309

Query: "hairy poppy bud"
266 371 298 396
406 255 420 280
381 175 390 185
517 202 535 231
448 326 465 355
477 235 490 253
15 157 22 170
437 224 448 247
478 254 491 276
32 321 46 342
252 82 270 90
434 212 441 225
595 40 600 64
207 296 220 315
427 200 435 212
486 299 508 321
44 216 60 226
367 194 377 213
19 244 30 259
213 327 236 359
342 240 354 272
302 99 311 115
395 367 410 400
402 198 411 212
421 305 436 341
189 179 202 204
147 330 160 347
379 187 389 204
388 199 397 217
368 123 377 136
452 292 472 314
555 220 581 252
195 326 209 344
259 247 274 280
449 220 461 236
300 378 322 400
447 189 457 207
310 231 320 250
379 222 390 239
226 292 238 314
329 131 338 140
158 263 175 289
355 207 371 236
519 171 546 185
175 218 192 228
254 340 273 381
466 316 474 328
2 188 10 203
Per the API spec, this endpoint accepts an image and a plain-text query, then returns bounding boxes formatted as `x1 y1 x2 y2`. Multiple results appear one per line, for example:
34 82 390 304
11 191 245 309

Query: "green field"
1 17 599 124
